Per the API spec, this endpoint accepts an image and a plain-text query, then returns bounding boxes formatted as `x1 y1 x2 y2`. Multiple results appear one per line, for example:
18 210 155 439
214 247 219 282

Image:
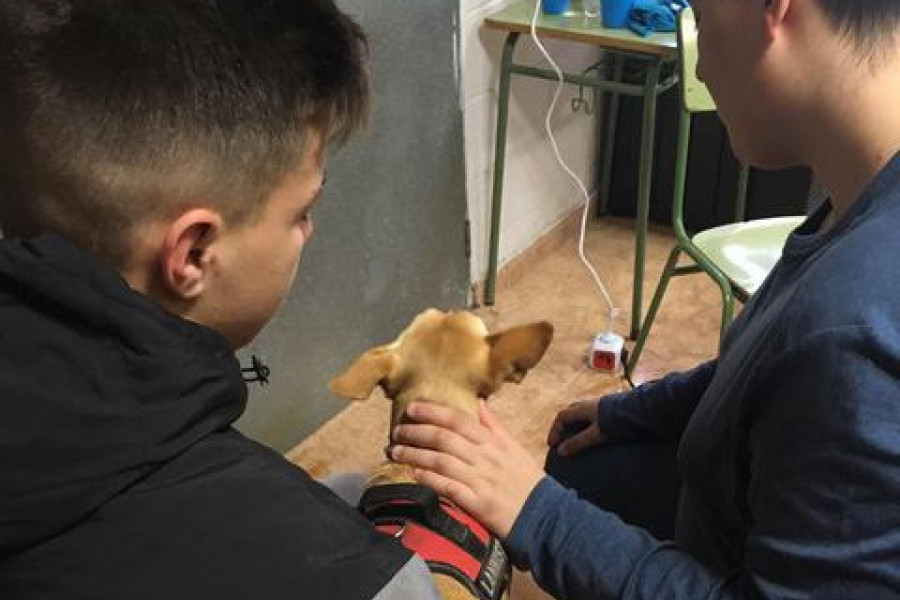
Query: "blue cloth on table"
628 0 689 37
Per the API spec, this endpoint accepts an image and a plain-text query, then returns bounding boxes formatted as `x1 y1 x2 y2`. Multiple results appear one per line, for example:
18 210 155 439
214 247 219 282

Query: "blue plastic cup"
602 0 634 28
541 0 570 15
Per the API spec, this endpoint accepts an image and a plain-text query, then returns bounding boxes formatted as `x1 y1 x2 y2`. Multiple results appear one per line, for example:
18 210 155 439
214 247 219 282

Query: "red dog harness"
359 484 510 600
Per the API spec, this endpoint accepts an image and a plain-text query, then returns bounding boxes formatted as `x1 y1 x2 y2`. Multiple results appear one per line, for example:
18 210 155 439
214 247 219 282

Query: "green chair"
626 7 805 375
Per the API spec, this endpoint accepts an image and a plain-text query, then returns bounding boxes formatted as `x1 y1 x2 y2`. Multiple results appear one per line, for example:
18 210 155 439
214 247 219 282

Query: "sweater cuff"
504 475 567 569
595 390 634 443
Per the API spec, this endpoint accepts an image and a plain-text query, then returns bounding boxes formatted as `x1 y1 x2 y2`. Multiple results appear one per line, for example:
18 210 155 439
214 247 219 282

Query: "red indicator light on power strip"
590 332 625 372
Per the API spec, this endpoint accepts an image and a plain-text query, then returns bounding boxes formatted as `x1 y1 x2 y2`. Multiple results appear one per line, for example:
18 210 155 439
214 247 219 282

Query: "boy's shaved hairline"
0 0 369 267
813 0 900 62
721 0 900 60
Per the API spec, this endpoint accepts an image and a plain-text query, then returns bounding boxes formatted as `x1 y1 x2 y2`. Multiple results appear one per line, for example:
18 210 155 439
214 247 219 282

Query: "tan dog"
329 309 553 600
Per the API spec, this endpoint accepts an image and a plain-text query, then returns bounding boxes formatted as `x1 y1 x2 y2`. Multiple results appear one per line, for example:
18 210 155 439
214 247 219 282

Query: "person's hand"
389 400 544 539
546 399 607 457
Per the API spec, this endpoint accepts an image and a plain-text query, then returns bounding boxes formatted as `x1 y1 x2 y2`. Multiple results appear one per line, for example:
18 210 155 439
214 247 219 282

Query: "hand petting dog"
391 399 545 540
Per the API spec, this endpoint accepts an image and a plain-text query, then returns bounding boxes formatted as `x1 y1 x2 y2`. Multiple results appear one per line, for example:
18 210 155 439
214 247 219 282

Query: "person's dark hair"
0 0 369 267
817 0 900 58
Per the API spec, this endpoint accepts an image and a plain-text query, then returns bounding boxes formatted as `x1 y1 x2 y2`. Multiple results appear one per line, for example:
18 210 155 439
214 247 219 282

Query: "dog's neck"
369 460 419 487
389 389 480 431
370 390 481 489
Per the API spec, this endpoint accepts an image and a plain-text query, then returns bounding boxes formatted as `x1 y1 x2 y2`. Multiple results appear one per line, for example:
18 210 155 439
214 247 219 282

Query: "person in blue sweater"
391 0 900 598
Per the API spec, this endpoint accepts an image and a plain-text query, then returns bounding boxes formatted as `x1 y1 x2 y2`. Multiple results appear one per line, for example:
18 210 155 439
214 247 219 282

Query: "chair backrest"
670 6 750 238
678 8 716 114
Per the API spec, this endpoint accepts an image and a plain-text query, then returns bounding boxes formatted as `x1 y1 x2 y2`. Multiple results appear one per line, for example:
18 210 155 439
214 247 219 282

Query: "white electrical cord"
529 0 620 334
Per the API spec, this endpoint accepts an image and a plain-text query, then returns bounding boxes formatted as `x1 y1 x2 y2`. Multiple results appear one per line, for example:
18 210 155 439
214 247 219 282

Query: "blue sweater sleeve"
507 328 900 600
597 360 717 443
506 477 727 600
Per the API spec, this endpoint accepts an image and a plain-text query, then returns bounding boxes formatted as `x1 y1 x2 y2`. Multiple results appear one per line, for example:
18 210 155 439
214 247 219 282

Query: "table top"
485 0 678 58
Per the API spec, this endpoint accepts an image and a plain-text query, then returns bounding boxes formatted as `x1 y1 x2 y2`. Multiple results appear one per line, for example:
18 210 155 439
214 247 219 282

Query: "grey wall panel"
235 1 469 451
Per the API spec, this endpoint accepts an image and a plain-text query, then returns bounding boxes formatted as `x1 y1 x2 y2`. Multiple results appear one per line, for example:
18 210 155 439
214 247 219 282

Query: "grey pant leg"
320 473 440 600
372 557 441 600
320 471 367 507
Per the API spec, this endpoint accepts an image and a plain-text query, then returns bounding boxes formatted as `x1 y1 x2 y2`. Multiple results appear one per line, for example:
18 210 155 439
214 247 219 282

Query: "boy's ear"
763 0 791 40
329 346 397 401
487 321 554 384
160 209 223 300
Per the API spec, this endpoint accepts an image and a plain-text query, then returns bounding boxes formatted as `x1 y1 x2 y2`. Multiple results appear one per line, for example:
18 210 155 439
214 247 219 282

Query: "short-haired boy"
0 1 437 598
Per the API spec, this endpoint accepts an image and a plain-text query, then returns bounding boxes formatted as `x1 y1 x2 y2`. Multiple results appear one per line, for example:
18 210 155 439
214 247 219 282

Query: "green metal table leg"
484 32 520 307
630 58 662 340
598 55 624 217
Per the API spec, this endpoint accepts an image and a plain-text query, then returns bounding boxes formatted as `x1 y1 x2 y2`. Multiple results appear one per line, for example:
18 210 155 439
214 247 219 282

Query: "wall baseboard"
472 207 584 307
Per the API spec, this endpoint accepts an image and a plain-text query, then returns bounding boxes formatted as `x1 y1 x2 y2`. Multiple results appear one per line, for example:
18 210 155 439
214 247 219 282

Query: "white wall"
459 0 602 284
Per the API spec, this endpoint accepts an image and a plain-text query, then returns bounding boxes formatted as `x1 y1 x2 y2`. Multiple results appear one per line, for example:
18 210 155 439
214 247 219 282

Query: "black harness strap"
359 483 510 600
360 483 488 561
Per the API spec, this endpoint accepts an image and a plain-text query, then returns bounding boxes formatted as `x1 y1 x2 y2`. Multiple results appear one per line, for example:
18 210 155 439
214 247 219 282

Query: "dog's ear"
329 346 397 400
487 321 554 384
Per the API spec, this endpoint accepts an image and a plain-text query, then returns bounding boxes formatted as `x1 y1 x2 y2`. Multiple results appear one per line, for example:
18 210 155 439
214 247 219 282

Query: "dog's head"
329 309 554 427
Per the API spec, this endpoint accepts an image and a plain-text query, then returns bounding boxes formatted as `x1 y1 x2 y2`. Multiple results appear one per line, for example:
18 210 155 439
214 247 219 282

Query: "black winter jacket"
0 234 410 599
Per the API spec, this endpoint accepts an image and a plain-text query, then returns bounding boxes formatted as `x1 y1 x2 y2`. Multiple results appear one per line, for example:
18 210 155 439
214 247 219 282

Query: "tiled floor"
286 216 722 599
